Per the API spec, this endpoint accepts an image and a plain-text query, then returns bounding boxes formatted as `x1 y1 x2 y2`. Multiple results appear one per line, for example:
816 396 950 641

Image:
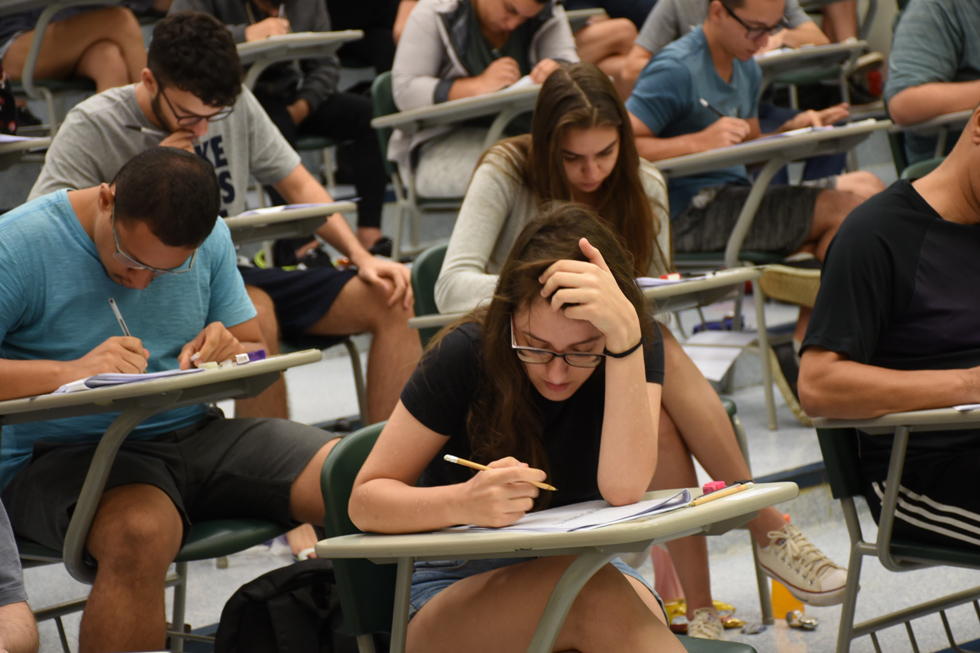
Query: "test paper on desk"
54 368 204 394
452 489 691 533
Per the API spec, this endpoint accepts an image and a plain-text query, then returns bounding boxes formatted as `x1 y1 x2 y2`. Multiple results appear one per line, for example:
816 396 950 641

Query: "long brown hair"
479 62 670 276
431 202 659 509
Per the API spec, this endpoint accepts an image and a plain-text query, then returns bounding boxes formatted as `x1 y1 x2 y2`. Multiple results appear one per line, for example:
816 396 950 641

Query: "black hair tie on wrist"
604 337 644 358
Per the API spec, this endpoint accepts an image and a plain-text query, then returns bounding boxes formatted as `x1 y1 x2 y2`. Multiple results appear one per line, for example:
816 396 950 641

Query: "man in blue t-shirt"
625 0 883 346
0 148 338 653
799 107 980 551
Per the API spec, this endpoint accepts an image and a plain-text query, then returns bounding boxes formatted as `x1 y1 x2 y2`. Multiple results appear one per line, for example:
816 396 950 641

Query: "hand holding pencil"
445 455 553 529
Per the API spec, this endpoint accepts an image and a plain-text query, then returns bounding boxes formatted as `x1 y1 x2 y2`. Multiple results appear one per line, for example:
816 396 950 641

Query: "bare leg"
1 7 145 92
407 556 683 653
574 17 637 90
305 276 420 423
658 328 790 546
821 0 859 42
358 226 383 250
234 286 289 420
289 440 340 524
834 171 885 201
801 189 863 262
649 411 714 615
285 524 318 558
80 484 183 653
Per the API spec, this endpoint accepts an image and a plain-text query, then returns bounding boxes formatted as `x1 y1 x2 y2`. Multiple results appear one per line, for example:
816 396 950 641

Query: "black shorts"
1 408 338 551
239 265 357 338
672 184 822 255
861 445 980 551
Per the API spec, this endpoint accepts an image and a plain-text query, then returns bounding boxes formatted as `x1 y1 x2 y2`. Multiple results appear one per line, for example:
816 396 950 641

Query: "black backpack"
214 558 366 653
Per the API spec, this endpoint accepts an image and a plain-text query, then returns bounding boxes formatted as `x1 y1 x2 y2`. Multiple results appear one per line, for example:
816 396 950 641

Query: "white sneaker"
757 523 847 607
686 608 723 640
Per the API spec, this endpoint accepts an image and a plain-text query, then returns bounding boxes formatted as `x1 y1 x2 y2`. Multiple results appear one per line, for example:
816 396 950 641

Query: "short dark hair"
148 12 243 108
112 147 220 248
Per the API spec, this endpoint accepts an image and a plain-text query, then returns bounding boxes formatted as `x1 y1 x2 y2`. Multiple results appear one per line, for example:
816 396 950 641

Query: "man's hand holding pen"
71 337 149 377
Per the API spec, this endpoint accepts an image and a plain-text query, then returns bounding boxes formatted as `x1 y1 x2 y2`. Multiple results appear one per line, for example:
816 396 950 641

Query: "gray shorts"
1 407 338 551
408 556 665 622
672 184 823 255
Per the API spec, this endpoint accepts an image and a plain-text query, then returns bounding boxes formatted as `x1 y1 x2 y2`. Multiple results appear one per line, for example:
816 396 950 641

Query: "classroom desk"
889 109 972 159
654 119 891 269
237 31 364 90
756 41 868 99
0 349 321 583
371 84 540 153
224 201 356 245
0 136 49 171
316 481 799 653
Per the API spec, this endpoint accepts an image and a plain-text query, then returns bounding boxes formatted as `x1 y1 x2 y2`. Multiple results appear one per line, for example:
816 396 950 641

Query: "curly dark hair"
148 12 243 108
112 147 220 248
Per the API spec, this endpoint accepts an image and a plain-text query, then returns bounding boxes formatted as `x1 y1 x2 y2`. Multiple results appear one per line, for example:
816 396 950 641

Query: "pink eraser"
703 481 727 495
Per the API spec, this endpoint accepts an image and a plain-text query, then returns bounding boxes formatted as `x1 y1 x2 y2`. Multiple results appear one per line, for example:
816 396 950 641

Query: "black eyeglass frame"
509 316 606 369
111 209 198 276
719 1 788 40
157 85 233 128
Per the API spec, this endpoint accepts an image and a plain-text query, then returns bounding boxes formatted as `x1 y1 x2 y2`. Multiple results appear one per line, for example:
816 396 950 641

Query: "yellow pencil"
689 482 753 506
443 454 557 491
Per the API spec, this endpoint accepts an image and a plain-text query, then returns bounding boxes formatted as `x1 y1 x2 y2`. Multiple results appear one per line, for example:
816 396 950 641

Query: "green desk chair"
322 425 762 653
899 156 944 180
816 425 980 653
410 242 449 348
371 72 467 262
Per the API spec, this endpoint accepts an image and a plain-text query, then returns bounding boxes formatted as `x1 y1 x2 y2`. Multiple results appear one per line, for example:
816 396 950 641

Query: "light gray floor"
16 122 980 653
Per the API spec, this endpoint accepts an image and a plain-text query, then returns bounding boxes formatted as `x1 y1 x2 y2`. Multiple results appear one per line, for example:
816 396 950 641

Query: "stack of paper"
54 368 203 394
452 489 691 533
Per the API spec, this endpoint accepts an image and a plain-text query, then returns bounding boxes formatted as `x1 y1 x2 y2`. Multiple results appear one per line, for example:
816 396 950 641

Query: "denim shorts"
408 556 665 622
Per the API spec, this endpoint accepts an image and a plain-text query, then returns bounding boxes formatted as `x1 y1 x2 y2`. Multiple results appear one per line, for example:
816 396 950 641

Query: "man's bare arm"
0 602 39 653
798 347 980 419
888 81 980 126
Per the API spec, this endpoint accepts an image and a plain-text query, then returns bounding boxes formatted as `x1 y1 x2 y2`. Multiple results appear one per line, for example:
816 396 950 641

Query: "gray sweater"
388 0 578 168
392 0 578 111
169 0 340 112
435 144 672 313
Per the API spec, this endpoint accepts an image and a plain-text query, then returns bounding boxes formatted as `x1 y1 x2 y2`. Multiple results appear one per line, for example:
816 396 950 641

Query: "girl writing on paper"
350 203 685 652
434 62 847 638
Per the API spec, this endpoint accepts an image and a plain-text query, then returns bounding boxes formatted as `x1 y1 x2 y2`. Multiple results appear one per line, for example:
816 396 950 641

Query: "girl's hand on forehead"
538 238 641 351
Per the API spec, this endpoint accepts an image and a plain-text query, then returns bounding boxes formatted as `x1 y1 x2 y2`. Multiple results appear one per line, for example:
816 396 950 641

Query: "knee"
88 508 182 569
836 170 886 200
565 565 645 637
609 18 638 48
362 287 415 332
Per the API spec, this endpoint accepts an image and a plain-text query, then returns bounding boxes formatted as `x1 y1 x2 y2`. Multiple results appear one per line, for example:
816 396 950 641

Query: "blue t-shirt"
0 190 257 489
626 26 760 218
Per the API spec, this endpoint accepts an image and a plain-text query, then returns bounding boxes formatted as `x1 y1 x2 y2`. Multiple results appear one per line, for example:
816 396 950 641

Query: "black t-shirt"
400 321 665 508
802 179 980 467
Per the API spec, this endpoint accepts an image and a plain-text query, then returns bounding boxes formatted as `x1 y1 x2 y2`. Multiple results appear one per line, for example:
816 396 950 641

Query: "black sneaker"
367 236 393 258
